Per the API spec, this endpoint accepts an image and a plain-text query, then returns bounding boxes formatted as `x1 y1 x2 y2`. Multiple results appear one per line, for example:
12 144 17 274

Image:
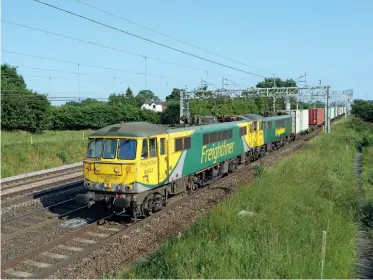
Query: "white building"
141 101 167 113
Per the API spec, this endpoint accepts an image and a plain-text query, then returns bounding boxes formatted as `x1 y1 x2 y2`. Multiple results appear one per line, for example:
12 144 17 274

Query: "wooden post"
320 230 327 278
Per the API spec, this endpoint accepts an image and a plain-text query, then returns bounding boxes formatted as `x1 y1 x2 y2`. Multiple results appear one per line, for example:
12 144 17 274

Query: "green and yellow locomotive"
76 114 293 220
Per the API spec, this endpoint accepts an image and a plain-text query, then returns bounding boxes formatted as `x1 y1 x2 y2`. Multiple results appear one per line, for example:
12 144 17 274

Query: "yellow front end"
84 159 137 193
84 136 141 194
83 135 164 196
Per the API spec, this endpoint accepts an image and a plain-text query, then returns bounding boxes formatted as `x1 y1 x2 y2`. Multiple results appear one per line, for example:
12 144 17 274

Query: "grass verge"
1 130 91 178
117 119 371 279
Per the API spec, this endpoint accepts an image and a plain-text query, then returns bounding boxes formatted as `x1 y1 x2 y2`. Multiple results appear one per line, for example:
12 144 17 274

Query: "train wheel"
152 194 163 213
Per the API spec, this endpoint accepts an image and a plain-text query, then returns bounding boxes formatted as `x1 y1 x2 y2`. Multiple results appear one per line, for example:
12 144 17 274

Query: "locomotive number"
144 168 154 175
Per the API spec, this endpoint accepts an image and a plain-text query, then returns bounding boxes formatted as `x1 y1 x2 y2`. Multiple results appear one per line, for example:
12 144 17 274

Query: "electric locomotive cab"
76 123 169 216
76 136 140 209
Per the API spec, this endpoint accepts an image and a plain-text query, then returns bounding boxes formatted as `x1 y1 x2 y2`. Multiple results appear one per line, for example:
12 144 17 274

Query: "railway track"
1 165 82 190
1 191 188 279
0 126 325 279
1 198 88 242
1 166 83 201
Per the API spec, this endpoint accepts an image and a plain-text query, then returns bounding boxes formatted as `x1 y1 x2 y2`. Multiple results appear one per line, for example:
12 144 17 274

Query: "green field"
1 130 92 178
117 118 373 279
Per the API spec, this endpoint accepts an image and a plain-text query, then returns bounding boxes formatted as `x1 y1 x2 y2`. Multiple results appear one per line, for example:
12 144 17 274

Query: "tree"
165 88 181 101
1 64 27 92
65 98 102 107
256 77 297 88
125 87 134 99
1 64 51 132
108 93 127 106
351 99 373 123
256 77 297 111
136 90 160 105
160 101 180 124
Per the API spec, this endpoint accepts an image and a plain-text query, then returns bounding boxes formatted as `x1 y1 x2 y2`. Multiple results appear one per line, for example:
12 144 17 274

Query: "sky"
1 0 373 105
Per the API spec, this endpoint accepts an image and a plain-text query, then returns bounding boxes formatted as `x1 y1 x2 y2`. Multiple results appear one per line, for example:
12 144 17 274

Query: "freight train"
76 107 346 220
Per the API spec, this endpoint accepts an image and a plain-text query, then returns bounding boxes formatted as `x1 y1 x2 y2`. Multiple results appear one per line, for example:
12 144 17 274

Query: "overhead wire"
32 0 266 78
2 50 184 81
4 73 124 84
15 65 124 79
3 20 261 86
1 93 110 100
74 0 284 77
2 20 208 73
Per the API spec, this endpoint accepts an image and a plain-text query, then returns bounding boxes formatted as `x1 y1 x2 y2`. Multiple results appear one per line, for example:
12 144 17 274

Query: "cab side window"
141 139 148 159
149 138 157 157
253 122 257 131
160 138 165 155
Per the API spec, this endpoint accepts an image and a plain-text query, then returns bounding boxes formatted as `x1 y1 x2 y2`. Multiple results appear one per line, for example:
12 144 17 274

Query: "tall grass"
1 130 91 178
1 130 92 145
363 146 373 199
118 119 364 279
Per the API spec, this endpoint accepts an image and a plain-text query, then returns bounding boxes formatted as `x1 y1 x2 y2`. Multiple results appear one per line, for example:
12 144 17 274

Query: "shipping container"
309 108 324 125
330 107 335 119
279 109 309 134
300 109 309 133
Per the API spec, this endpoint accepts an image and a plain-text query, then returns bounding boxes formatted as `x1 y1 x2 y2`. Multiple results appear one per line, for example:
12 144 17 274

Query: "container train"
76 106 346 220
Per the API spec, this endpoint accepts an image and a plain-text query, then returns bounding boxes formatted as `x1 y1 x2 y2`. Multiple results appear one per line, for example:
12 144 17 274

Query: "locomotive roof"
244 114 291 122
244 114 264 120
169 119 247 133
89 120 248 137
263 115 292 121
89 122 168 137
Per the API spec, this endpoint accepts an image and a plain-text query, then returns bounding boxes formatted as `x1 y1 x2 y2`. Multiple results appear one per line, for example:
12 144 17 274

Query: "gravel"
48 138 310 279
1 221 74 263
1 172 82 197
1 184 85 221
1 162 82 182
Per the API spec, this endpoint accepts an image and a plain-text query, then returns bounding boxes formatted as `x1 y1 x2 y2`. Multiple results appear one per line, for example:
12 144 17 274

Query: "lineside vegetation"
1 130 91 178
117 118 372 279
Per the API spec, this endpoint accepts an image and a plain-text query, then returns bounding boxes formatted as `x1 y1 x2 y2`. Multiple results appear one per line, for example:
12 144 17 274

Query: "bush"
51 103 160 130
351 99 373 123
1 64 51 132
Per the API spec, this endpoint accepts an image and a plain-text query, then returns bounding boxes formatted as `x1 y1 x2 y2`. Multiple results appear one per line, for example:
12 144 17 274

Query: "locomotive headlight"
87 182 92 188
114 167 120 173
95 166 100 172
126 184 133 191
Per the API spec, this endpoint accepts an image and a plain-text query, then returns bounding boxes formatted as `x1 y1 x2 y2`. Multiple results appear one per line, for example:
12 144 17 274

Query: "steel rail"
2 205 88 242
1 166 82 189
1 177 83 200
